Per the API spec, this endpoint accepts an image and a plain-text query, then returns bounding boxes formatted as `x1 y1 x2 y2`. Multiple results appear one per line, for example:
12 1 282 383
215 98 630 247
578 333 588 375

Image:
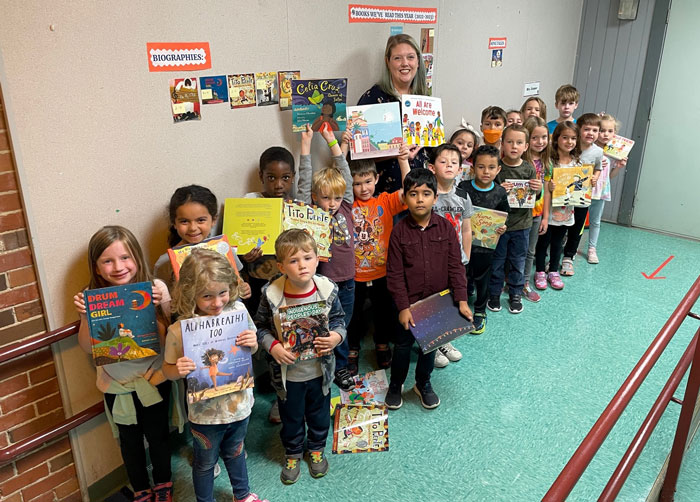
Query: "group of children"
73 82 626 501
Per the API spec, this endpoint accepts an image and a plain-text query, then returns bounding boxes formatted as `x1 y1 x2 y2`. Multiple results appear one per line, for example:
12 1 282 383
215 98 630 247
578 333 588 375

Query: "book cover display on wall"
228 73 256 109
410 290 474 354
346 102 402 160
292 79 347 133
167 235 238 280
170 77 201 122
278 70 300 110
255 72 279 106
199 75 228 104
551 164 593 207
401 94 444 147
332 404 389 454
470 206 508 249
278 301 329 361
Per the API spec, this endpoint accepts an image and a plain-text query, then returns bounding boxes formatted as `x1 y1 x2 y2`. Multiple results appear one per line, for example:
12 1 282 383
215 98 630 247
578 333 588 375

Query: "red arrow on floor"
642 256 674 279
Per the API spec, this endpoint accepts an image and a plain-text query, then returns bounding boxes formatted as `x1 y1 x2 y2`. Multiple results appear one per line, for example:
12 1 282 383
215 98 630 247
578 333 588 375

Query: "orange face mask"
482 129 503 144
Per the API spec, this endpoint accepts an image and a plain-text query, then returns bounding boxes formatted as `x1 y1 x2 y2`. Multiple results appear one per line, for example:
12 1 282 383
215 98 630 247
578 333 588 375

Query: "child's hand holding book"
398 308 415 330
174 356 196 377
270 342 296 365
313 331 342 356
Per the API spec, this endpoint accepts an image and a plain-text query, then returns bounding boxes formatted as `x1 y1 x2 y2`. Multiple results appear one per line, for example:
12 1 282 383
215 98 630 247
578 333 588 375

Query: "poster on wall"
147 42 211 72
420 28 434 53
255 72 279 107
491 49 503 68
169 77 201 122
278 71 301 111
228 74 256 109
348 5 437 24
199 76 228 104
422 54 433 95
291 79 347 133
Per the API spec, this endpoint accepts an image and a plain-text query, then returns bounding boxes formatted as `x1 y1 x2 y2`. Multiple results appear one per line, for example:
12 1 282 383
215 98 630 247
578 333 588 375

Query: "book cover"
278 301 329 361
85 282 160 366
340 370 389 405
470 206 508 249
198 75 228 104
505 179 537 209
223 198 283 255
278 70 300 110
291 79 347 133
401 94 444 147
422 53 434 96
228 73 256 109
169 77 201 123
332 404 389 454
181 307 254 404
604 135 635 160
255 72 279 107
551 164 594 207
167 235 238 280
346 102 403 160
410 290 474 354
281 200 332 261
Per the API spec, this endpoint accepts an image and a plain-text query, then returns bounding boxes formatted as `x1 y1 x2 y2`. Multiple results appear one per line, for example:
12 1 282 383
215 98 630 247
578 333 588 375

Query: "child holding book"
487 124 540 314
547 84 579 134
521 97 547 121
297 124 355 390
385 169 472 409
255 229 346 484
480 106 507 149
458 146 510 334
73 226 175 502
346 146 410 375
162 249 268 502
427 143 473 367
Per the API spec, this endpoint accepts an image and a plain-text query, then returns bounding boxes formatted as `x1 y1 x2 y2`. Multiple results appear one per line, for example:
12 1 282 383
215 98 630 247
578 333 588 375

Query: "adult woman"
358 34 431 194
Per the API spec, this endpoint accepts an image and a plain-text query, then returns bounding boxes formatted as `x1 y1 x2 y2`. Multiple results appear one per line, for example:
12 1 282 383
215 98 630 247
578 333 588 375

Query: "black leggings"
535 226 568 273
563 207 589 259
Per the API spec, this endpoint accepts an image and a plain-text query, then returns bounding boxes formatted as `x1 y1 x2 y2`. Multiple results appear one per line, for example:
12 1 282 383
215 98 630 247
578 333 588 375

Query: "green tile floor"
166 223 700 502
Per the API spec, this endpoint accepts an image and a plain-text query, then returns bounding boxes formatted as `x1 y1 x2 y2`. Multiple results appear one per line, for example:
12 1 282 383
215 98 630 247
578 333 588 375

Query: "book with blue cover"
199 75 229 104
409 290 473 354
85 282 160 366
292 79 347 133
347 102 403 160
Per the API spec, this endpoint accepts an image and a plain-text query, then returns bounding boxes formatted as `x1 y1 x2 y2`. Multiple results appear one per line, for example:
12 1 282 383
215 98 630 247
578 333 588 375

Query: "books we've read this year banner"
181 307 254 404
401 94 444 146
410 290 473 354
199 75 228 104
552 164 593 207
347 102 402 160
505 179 537 208
292 79 347 133
471 206 508 249
167 235 238 280
332 404 389 454
85 282 159 366
170 77 201 123
278 301 329 361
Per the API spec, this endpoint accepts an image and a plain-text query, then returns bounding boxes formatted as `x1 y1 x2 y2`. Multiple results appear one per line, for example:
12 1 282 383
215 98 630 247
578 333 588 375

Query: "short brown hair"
275 229 317 263
349 159 377 178
520 97 548 122
502 124 530 143
480 106 507 125
577 113 601 128
554 84 580 105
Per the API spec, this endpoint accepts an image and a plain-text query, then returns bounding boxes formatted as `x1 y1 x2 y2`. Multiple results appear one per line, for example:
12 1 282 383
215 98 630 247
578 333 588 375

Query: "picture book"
340 370 389 405
330 395 341 415
228 73 256 109
278 301 329 361
181 306 254 404
278 70 300 111
332 404 389 454
401 94 444 147
410 290 474 354
505 179 537 209
198 75 228 104
604 135 635 160
422 53 434 96
223 198 283 255
291 79 347 133
551 164 594 207
282 200 332 261
169 77 201 123
470 206 508 249
85 282 160 366
167 235 238 280
255 72 279 107
346 102 403 160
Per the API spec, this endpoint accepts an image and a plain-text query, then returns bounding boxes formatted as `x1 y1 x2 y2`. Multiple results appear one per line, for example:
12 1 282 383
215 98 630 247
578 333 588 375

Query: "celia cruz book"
292 79 347 133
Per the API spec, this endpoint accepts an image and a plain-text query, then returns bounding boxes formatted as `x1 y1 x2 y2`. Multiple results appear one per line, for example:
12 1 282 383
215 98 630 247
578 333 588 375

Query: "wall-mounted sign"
348 4 438 24
147 42 212 72
488 37 507 50
523 81 541 97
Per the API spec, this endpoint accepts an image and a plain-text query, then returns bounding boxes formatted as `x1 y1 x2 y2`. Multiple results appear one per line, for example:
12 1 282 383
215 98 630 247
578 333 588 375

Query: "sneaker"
308 451 329 478
268 400 281 424
153 482 172 502
470 313 486 335
236 493 270 502
434 348 450 368
534 271 547 290
280 457 301 484
214 462 221 478
413 381 440 409
385 384 403 409
587 248 599 264
508 295 523 314
333 368 355 391
439 343 462 362
375 345 392 369
133 490 153 502
522 283 541 302
547 272 564 290
487 295 501 312
347 350 359 376
560 257 575 276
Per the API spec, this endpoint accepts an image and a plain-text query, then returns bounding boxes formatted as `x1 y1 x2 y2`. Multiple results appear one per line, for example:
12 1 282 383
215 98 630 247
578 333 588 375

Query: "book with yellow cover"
167 235 238 280
223 198 283 255
282 200 331 261
551 164 594 207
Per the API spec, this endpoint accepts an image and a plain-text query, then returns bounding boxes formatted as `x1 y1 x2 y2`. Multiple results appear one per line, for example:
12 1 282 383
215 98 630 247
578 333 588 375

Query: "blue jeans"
278 376 330 457
190 418 250 502
489 228 530 297
588 199 605 249
334 279 355 370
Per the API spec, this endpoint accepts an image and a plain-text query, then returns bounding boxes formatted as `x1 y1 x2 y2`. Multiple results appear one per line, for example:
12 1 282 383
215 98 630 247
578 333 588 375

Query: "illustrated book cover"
291 79 347 133
278 70 300 110
198 75 228 104
470 206 508 249
346 102 402 160
604 135 635 160
228 73 256 109
169 77 201 123
401 94 444 147
505 179 537 209
340 369 389 405
551 164 594 207
167 235 238 280
332 404 389 454
282 200 331 261
255 72 279 107
223 198 284 256
180 306 254 404
278 301 329 361
410 290 474 354
85 282 160 366
422 53 434 95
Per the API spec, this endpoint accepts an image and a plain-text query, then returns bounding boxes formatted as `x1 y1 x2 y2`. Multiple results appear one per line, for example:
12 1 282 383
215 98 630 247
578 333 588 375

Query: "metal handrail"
544 275 700 501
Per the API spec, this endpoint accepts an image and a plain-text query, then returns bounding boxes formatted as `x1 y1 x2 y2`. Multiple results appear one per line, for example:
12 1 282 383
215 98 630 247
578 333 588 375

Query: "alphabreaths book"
410 290 473 354
401 94 445 147
278 301 329 361
332 404 389 454
291 79 347 133
471 206 508 249
346 102 403 160
85 282 160 366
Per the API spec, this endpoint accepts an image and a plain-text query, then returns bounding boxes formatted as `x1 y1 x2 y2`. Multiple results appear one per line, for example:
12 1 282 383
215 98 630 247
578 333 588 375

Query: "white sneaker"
214 462 221 478
439 343 462 362
587 248 599 264
434 348 450 368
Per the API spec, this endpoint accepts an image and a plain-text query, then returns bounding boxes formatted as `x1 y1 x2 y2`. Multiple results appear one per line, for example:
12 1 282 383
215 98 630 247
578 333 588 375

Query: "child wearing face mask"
480 106 507 150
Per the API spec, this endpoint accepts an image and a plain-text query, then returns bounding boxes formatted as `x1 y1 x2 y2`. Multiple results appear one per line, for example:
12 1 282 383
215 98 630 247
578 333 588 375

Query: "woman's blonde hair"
87 226 151 289
379 34 427 97
172 249 240 319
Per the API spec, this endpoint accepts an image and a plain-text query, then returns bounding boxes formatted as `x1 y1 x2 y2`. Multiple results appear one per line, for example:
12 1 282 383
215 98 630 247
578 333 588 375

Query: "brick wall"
0 89 82 501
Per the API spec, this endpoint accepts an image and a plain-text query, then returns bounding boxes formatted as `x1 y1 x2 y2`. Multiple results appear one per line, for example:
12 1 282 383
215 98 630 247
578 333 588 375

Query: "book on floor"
604 134 635 160
551 164 594 207
505 179 537 209
167 235 238 280
400 94 445 147
180 306 254 404
346 102 403 160
291 78 347 133
85 282 160 366
278 301 329 361
340 369 389 405
470 206 508 249
410 289 474 354
332 404 389 454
